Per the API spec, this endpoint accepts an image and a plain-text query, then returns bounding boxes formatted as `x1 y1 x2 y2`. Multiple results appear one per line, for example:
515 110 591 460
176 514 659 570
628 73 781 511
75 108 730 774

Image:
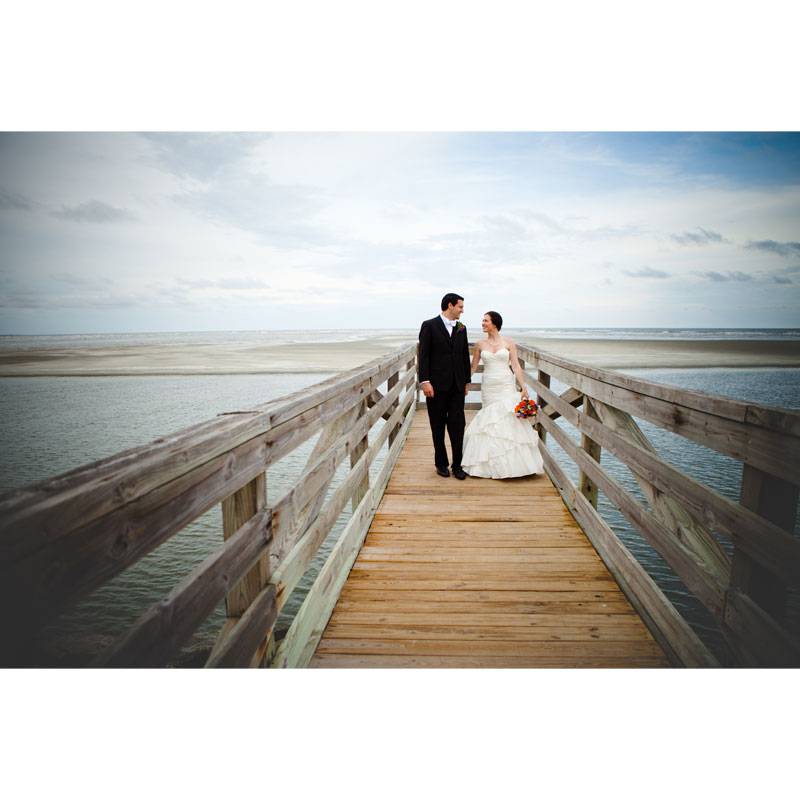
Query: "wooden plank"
205 584 278 668
530 373 800 582
588 397 731 591
0 343 416 552
577 397 601 508
519 346 800 484
0 347 417 633
350 399 370 511
222 474 267 616
100 508 273 667
538 410 728 618
536 438 718 667
271 391 416 668
310 653 667 668
314 637 666 659
518 345 800 438
269 391 416 613
722 588 800 667
725 465 800 665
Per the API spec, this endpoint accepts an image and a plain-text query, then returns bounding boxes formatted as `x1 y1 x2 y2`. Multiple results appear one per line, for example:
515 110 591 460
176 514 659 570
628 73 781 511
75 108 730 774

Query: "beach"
2 335 800 376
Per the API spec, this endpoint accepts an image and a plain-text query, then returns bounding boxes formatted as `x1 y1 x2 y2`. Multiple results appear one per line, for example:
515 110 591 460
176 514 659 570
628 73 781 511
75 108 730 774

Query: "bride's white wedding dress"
462 347 545 479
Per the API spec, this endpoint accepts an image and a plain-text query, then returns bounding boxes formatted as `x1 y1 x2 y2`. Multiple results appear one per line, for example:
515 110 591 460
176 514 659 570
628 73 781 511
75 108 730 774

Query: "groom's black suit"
418 316 471 472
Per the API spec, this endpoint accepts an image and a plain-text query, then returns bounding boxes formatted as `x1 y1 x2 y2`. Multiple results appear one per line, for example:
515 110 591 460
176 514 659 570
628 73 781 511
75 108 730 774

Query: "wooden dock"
2 342 798 668
311 413 668 667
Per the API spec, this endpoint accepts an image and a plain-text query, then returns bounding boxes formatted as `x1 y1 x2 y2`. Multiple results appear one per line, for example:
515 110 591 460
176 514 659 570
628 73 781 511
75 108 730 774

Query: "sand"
1 336 799 377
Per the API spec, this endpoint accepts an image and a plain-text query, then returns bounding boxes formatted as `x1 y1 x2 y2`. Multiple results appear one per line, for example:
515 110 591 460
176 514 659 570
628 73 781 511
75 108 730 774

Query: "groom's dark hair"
441 292 464 311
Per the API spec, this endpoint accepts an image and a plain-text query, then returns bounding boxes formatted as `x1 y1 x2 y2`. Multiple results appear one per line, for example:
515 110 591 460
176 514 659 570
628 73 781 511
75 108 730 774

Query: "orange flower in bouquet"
514 397 539 419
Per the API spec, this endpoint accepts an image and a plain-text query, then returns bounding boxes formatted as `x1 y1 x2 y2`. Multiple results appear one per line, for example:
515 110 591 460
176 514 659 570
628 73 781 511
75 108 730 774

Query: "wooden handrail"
0 343 418 666
517 343 800 666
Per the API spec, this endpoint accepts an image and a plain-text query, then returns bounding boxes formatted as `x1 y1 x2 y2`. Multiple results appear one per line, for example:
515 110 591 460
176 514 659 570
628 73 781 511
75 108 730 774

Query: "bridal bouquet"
514 397 539 418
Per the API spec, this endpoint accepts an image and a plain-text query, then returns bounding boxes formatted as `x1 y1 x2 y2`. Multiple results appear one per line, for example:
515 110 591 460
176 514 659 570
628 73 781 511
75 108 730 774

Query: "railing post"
220 472 270 665
351 399 370 511
725 466 799 664
536 370 551 443
578 397 601 509
387 370 400 449
222 473 268 616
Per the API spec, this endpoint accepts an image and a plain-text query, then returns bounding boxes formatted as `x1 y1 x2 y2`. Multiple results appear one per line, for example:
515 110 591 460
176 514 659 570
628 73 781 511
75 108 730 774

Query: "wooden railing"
516 345 800 667
4 339 798 667
0 343 418 667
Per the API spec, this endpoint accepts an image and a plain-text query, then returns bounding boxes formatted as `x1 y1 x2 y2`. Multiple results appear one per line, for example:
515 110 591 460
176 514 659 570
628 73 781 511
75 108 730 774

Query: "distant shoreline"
1 337 800 377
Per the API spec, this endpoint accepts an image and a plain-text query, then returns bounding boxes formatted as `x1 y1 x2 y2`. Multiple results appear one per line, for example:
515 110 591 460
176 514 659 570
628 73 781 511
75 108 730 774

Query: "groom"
418 292 471 480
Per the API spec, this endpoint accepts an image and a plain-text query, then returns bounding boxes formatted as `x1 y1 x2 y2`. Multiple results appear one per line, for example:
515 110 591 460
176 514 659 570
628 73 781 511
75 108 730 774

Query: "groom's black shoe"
452 467 467 480
436 466 450 478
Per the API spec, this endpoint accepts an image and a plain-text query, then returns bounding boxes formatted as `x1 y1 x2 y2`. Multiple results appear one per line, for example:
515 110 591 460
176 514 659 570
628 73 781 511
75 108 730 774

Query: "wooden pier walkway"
2 342 798 668
311 413 669 667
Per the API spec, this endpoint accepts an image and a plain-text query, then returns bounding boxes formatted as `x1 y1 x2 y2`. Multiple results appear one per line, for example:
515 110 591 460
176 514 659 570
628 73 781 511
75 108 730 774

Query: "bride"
462 311 545 479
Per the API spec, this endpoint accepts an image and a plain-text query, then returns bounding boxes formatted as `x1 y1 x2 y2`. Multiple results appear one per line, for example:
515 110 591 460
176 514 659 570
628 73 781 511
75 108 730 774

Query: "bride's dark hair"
486 311 503 331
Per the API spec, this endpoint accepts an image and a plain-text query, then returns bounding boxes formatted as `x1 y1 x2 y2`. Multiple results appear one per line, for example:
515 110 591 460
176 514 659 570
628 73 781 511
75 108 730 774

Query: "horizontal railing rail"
0 343 418 667
517 344 800 667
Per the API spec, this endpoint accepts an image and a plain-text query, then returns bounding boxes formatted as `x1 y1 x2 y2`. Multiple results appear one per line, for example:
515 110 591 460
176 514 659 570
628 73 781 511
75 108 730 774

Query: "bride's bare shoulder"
503 336 515 348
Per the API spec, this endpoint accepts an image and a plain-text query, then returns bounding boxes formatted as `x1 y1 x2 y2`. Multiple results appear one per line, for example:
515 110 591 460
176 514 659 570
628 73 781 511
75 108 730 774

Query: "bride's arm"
470 343 482 377
507 341 530 398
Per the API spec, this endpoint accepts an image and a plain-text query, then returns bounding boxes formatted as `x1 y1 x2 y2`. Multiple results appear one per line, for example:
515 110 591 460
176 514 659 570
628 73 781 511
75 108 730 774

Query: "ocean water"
1 326 799 353
1 333 799 666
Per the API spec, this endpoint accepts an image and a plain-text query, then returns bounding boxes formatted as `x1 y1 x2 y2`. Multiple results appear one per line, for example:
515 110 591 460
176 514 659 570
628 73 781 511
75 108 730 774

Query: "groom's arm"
418 320 432 386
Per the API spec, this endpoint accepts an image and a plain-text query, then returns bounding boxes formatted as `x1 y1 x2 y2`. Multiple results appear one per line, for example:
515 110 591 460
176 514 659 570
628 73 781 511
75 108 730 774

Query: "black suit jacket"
418 316 471 392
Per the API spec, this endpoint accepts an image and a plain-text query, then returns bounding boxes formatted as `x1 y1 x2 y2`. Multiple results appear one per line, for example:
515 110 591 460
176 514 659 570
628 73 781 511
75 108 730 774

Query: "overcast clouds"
1 132 799 334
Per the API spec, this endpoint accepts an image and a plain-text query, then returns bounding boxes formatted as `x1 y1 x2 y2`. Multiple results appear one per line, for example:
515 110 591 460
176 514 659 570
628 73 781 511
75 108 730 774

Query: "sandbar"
0 336 799 377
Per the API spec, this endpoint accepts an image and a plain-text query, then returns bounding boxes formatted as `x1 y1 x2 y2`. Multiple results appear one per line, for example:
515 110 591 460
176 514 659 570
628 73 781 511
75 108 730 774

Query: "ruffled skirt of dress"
462 384 545 479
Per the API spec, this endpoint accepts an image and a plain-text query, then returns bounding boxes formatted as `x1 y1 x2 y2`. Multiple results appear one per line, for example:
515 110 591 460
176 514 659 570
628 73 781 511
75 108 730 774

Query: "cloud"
696 270 753 282
771 275 794 284
621 266 670 278
142 133 268 181
745 239 800 258
176 276 271 290
671 227 727 245
0 187 37 211
51 200 138 223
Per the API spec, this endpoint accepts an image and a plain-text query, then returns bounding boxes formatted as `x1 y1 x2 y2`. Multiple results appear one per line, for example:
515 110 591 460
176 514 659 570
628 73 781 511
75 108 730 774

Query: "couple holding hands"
418 292 544 481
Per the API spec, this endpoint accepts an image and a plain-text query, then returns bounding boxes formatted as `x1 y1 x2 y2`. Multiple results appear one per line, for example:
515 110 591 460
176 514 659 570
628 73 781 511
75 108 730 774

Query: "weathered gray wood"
350 400 370 512
541 387 584 422
518 346 800 485
527 373 800 583
519 345 800 437
205 584 278 668
100 508 273 667
269 372 416 567
387 371 400 448
588 397 731 597
538 411 727 617
536 370 551 442
0 344 416 552
222 473 267 617
0 345 416 634
271 401 415 668
578 397 601 509
537 438 718 667
725 465 800 665
270 392 416 617
723 588 800 667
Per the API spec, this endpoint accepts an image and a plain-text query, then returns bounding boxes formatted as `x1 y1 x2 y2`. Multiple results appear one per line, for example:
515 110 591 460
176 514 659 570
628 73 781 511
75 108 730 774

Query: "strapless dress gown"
461 347 545 479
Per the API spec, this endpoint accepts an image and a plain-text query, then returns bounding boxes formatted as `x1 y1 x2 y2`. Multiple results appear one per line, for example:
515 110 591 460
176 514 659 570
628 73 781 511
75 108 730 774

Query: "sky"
1 131 799 335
